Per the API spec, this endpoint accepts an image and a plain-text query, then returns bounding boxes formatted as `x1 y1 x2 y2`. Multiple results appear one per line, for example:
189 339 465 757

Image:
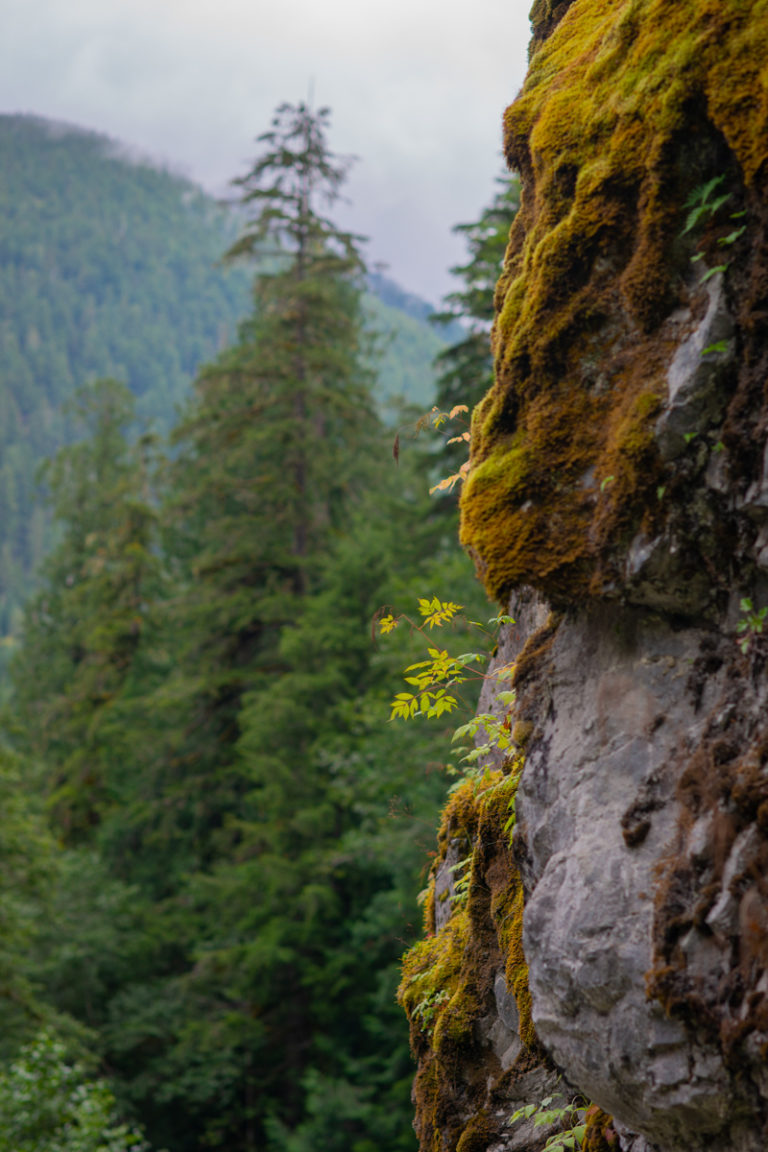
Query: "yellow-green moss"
582 1104 620 1150
399 778 488 1057
479 765 536 1049
399 766 536 1057
511 720 534 747
399 910 473 1050
400 764 544 1150
455 1113 494 1152
461 0 768 604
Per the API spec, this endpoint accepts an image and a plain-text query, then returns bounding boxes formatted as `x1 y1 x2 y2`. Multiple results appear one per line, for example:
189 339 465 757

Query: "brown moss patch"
582 1104 619 1151
646 634 768 1065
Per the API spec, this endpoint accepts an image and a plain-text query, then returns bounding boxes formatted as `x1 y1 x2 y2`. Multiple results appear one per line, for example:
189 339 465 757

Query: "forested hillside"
0 101 515 1152
0 114 445 634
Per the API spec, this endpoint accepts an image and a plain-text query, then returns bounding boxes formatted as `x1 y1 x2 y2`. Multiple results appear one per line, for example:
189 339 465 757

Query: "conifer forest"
7 4 768 1149
0 107 518 1150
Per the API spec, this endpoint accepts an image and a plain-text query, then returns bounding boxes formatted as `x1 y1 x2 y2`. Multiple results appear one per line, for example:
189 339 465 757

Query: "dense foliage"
2 102 503 1152
0 1032 149 1152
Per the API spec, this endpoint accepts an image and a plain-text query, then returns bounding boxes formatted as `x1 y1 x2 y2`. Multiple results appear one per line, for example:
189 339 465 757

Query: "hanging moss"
461 0 768 605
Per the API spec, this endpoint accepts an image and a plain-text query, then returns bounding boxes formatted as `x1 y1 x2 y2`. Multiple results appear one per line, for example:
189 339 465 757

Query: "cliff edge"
402 3 768 1150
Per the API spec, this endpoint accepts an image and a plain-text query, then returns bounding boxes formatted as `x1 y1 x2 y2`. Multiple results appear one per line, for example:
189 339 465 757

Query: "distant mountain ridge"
0 113 446 633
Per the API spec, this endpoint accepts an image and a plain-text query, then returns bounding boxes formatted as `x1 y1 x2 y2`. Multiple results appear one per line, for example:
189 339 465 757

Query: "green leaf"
709 192 732 215
496 690 517 705
719 225 746 245
509 1104 538 1124
682 203 710 235
701 340 729 356
453 651 486 666
700 264 729 283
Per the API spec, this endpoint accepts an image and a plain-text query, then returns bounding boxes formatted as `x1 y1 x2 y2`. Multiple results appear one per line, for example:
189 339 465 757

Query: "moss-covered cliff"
461 0 768 611
398 767 545 1152
404 3 768 1151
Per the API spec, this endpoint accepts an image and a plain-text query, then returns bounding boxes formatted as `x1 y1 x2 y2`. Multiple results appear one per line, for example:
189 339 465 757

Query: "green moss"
480 766 536 1049
461 0 768 604
399 779 483 1061
399 911 473 1048
455 1113 494 1152
399 764 543 1149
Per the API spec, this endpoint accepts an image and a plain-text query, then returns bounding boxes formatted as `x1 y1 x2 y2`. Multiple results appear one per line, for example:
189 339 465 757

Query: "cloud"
0 0 531 300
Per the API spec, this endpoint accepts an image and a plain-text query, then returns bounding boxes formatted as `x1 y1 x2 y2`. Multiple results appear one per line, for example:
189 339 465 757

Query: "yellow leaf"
429 472 463 495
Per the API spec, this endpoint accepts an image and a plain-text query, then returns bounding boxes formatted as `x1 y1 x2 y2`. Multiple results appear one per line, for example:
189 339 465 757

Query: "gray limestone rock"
655 272 734 463
505 592 768 1151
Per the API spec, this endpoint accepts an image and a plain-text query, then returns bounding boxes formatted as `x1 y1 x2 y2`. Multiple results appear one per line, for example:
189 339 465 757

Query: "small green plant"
448 854 473 906
701 339 730 356
412 984 449 1026
682 175 745 286
699 263 729 284
737 597 767 654
451 695 518 770
719 224 747 246
509 1093 588 1152
378 597 518 777
682 175 731 236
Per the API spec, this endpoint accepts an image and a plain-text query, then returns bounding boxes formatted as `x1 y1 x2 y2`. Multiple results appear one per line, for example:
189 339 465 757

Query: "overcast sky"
0 0 532 303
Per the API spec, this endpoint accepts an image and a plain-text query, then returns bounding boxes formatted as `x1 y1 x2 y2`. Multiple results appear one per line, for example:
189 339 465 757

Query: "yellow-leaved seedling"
378 596 518 775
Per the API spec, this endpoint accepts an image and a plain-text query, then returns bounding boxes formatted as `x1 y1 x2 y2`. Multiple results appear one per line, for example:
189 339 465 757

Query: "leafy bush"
0 1031 151 1152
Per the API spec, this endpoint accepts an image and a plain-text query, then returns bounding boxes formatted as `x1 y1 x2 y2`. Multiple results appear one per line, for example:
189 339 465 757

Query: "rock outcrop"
401 2 768 1150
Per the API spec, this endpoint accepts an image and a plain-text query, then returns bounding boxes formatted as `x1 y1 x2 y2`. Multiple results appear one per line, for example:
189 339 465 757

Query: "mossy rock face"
461 0 768 610
398 769 559 1152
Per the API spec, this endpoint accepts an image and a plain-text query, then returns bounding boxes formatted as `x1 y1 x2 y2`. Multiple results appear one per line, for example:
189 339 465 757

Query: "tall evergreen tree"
106 102 381 892
432 174 520 467
7 103 490 1152
83 102 440 1152
11 378 159 839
